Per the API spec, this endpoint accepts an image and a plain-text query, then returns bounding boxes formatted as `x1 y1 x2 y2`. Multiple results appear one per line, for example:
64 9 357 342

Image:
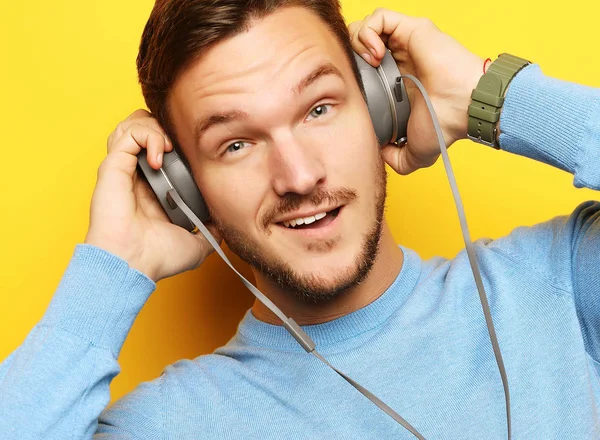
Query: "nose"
269 130 327 197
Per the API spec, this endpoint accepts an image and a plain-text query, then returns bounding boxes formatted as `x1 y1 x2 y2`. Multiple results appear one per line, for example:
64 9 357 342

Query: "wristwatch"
467 53 531 149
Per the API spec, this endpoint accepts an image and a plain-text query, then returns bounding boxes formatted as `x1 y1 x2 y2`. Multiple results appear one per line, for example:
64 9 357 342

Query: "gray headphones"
137 51 410 231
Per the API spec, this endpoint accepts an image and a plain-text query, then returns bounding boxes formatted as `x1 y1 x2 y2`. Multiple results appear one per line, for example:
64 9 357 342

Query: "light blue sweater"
2 64 600 439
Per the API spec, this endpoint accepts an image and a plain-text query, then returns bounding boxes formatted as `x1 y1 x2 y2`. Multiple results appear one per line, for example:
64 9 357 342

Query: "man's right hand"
84 109 221 282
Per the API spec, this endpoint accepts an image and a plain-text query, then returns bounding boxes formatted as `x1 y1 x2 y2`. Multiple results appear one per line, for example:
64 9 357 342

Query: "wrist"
450 55 487 142
466 53 531 148
84 234 158 282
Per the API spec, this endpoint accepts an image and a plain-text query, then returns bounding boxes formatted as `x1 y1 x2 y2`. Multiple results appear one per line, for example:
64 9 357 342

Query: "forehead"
169 6 353 149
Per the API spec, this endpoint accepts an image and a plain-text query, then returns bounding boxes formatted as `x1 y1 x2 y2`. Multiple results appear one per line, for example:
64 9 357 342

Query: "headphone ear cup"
354 51 410 147
136 149 210 231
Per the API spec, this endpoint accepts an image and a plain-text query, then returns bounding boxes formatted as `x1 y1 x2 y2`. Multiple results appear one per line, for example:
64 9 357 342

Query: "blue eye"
226 141 248 154
307 104 331 120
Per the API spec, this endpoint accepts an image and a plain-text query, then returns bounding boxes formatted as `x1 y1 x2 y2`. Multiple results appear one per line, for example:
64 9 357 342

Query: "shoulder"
97 353 243 435
418 201 600 294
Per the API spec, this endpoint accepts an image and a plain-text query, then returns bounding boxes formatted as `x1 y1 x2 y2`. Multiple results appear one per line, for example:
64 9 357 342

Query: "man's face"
169 6 386 303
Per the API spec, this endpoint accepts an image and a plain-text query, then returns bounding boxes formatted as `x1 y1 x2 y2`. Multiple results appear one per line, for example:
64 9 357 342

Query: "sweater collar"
235 246 421 351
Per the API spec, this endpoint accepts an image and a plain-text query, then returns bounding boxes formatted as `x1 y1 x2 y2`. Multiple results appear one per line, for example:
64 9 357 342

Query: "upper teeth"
282 211 327 228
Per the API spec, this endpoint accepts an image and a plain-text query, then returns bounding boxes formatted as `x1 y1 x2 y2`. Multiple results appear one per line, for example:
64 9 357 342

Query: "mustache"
262 187 357 229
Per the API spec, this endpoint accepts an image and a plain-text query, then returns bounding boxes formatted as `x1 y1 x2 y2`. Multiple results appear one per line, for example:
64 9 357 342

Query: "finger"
205 222 223 244
128 114 174 152
195 231 219 257
186 222 223 266
348 20 375 66
97 151 139 187
110 123 169 170
358 9 427 60
111 119 173 153
109 111 173 154
125 110 173 151
124 109 152 122
381 143 418 175
353 16 388 65
111 110 151 143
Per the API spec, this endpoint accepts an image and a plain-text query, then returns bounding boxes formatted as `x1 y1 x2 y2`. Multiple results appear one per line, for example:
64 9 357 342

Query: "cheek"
326 108 380 183
195 163 268 229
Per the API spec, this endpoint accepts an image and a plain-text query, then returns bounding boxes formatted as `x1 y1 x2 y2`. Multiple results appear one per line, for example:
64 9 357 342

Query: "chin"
283 244 358 277
287 257 374 304
262 235 380 304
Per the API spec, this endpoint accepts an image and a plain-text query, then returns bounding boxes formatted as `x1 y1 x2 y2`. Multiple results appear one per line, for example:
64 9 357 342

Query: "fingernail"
362 52 373 64
369 47 378 58
157 153 163 166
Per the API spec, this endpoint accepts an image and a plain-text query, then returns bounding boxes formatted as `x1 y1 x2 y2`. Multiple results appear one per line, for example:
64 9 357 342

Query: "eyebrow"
194 109 249 148
194 63 344 148
292 62 344 96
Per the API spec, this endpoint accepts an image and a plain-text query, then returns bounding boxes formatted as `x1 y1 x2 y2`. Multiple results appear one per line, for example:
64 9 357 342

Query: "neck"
251 221 403 325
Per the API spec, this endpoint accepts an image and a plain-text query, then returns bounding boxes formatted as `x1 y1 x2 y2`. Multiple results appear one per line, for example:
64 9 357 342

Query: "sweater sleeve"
491 65 600 362
499 64 600 189
0 244 157 440
94 377 165 440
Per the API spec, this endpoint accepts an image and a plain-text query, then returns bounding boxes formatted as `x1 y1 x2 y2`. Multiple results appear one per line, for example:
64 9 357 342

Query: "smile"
278 207 341 230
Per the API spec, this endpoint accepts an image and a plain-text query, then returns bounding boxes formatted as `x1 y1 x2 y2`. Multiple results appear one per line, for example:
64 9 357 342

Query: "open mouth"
277 207 342 230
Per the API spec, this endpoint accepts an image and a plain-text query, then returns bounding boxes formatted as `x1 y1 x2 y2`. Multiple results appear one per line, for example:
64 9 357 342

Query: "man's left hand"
349 9 484 175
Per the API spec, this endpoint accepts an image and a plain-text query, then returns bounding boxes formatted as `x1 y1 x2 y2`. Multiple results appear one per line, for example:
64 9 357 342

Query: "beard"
210 154 387 305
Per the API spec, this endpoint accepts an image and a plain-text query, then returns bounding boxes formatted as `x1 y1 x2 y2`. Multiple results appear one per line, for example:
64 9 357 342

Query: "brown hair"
136 0 362 149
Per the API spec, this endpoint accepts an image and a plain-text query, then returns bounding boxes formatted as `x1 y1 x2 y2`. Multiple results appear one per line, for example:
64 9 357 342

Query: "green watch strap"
467 53 531 148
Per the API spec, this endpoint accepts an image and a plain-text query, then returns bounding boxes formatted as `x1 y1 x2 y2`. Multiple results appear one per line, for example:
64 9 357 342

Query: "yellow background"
1 0 598 404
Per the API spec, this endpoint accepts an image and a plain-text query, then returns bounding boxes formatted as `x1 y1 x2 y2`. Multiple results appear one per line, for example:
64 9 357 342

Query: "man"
1 1 599 438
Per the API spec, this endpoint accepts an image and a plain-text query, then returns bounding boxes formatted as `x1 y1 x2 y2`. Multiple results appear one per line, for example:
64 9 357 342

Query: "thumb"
194 221 223 255
204 222 223 245
381 143 420 175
